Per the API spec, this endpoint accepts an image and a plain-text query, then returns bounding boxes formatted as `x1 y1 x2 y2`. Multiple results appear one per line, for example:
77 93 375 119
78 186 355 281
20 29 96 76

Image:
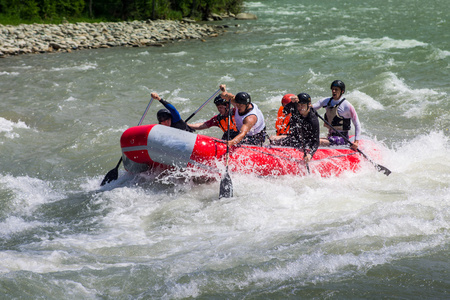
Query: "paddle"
299 118 311 174
314 111 391 176
219 101 233 198
100 97 154 186
304 155 310 174
184 88 221 123
303 147 310 174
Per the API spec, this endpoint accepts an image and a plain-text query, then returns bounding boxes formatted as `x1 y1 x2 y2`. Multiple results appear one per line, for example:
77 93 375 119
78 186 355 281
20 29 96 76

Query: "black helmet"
234 92 251 105
297 93 311 104
213 95 227 106
157 108 172 122
330 80 345 92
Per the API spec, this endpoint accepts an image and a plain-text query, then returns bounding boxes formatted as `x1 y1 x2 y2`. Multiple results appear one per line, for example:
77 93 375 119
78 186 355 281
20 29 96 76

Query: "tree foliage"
0 0 244 23
0 0 85 21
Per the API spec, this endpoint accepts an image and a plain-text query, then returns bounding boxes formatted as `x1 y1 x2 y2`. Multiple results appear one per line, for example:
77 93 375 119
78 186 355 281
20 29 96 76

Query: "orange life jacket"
275 106 291 135
217 114 238 133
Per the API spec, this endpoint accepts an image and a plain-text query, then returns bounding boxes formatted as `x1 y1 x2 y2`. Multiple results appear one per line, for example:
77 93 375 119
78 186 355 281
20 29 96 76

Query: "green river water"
0 0 449 298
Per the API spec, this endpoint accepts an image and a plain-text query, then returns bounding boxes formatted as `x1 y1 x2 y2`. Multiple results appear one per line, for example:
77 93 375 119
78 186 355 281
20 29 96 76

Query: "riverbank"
0 19 227 57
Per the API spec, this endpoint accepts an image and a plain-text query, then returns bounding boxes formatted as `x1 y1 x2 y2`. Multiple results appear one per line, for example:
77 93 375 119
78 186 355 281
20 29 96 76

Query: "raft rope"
213 138 358 166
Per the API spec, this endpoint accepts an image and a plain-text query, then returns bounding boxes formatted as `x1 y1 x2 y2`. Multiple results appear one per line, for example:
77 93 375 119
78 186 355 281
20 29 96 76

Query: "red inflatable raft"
120 124 384 178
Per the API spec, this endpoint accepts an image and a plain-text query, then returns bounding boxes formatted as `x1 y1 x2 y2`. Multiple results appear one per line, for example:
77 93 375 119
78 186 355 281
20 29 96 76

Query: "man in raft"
151 92 194 132
219 84 266 146
269 93 320 164
187 95 239 140
312 80 361 150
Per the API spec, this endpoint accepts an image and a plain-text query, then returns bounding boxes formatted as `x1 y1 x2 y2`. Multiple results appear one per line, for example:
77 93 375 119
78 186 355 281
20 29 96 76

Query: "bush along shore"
0 18 229 57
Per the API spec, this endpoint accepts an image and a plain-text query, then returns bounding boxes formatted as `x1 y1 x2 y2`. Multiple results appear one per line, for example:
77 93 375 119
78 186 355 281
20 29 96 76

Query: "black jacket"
281 104 320 157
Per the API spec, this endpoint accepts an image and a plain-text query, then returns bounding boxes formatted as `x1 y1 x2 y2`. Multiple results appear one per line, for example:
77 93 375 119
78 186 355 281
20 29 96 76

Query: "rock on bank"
0 19 223 57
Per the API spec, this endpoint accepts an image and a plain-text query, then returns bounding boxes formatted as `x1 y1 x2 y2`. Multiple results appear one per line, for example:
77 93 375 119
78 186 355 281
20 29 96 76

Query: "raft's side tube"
120 124 227 173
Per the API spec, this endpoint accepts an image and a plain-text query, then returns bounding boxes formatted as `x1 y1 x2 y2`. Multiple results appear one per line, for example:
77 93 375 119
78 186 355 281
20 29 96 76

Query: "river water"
1 0 449 298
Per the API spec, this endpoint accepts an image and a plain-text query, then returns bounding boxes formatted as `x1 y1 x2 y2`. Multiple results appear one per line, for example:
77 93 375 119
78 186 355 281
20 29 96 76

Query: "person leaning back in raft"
219 84 266 146
151 92 194 132
312 80 361 150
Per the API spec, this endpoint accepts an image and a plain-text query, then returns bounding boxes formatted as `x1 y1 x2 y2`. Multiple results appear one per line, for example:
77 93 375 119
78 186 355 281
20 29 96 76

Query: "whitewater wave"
0 118 31 140
51 62 98 72
0 71 20 76
314 35 428 51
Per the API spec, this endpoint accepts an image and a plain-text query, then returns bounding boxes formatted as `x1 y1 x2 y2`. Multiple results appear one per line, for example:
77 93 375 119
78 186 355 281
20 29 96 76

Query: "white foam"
0 216 46 236
427 48 450 60
217 58 258 64
0 117 31 140
219 74 235 83
0 247 133 274
314 35 428 51
244 2 266 8
0 118 29 132
51 62 98 71
0 216 51 237
347 90 385 110
64 96 77 102
272 10 304 16
266 94 285 106
0 71 20 76
0 175 64 214
388 131 450 173
2 130 447 284
379 72 444 118
164 51 187 57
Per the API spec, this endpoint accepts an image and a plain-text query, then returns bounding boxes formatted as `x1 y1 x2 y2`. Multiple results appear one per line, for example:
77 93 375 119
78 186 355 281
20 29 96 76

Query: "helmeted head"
234 92 251 105
214 95 227 106
157 108 172 124
330 80 345 93
297 93 312 104
214 95 230 116
296 93 312 115
282 94 295 106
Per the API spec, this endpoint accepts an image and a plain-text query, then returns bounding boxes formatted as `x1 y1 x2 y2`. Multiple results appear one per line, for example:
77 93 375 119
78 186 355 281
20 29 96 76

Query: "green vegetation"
0 0 244 25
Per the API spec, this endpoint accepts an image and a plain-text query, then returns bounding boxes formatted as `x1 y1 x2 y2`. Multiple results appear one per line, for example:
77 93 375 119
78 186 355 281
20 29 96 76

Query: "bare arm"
220 84 236 107
227 114 257 147
188 122 210 130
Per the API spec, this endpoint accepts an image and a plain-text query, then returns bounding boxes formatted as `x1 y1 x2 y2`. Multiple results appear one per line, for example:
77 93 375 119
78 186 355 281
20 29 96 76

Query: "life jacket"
275 106 291 135
323 98 351 131
234 103 265 136
217 114 239 140
216 114 238 133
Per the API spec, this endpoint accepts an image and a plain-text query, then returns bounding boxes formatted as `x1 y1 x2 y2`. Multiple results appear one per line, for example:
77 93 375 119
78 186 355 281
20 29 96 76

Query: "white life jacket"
234 103 265 136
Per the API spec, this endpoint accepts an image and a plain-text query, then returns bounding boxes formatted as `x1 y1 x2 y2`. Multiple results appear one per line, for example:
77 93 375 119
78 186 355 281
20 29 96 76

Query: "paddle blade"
357 149 391 176
376 164 391 176
100 167 119 186
219 171 233 198
100 158 123 186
